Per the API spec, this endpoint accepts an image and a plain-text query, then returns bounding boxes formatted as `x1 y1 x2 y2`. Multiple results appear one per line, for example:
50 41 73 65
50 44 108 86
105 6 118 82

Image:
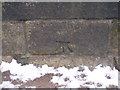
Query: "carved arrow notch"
54 41 73 55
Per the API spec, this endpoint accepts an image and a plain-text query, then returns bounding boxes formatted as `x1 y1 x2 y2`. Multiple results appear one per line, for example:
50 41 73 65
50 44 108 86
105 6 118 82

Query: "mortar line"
23 21 29 61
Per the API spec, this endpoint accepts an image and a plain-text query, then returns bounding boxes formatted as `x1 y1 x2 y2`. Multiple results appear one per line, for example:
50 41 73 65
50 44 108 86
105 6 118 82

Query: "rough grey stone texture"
27 55 115 69
2 2 118 69
3 20 118 56
109 20 118 55
26 20 112 56
2 2 118 20
2 21 26 55
2 20 118 69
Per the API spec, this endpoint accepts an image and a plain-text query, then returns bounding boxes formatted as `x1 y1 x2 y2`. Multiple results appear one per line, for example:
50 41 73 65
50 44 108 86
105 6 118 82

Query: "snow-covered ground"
0 59 118 88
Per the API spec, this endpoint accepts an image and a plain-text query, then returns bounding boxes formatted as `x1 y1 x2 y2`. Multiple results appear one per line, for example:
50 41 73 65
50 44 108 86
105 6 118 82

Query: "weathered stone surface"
2 20 118 56
22 55 116 69
2 20 118 68
26 20 112 56
2 21 26 55
2 54 116 70
2 2 118 68
2 2 118 20
109 20 118 55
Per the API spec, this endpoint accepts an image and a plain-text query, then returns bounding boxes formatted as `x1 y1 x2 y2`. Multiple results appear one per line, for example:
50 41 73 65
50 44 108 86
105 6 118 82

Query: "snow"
26 86 36 88
51 65 118 88
0 81 20 88
1 59 43 82
0 59 119 88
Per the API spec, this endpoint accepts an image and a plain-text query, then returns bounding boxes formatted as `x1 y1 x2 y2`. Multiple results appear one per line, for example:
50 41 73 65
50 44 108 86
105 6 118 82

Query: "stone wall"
2 2 118 58
3 2 118 20
2 20 118 57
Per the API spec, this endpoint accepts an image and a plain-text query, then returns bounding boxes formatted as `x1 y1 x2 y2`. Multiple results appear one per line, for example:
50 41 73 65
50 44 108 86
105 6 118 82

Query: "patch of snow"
0 81 19 88
1 59 48 82
84 65 118 88
26 86 36 88
51 64 118 88
0 59 119 88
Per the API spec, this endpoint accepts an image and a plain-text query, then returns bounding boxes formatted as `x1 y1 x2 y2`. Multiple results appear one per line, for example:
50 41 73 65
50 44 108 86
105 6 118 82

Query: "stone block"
2 2 118 20
26 20 112 56
2 21 26 55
